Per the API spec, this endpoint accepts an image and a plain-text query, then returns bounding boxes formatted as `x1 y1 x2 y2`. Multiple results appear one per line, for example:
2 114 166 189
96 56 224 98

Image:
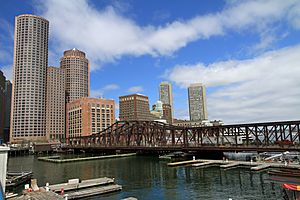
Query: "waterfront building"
173 119 223 127
46 67 65 141
10 14 49 142
119 94 154 121
0 70 5 140
188 83 208 121
159 82 173 122
60 49 89 103
66 97 115 138
162 104 172 124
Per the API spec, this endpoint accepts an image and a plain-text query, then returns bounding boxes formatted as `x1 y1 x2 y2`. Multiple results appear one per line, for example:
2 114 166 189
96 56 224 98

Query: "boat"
282 184 300 200
268 169 300 185
269 169 300 199
6 171 33 187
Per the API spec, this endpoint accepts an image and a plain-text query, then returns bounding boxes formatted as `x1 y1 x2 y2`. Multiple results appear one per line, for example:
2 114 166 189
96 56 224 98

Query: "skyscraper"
11 14 49 142
159 82 173 122
60 49 89 103
119 94 154 121
4 80 12 143
0 70 5 139
188 83 208 121
46 67 65 141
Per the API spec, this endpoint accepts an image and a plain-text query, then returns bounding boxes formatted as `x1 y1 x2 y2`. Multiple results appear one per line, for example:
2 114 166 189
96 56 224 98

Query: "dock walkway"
65 184 122 199
48 177 114 192
168 159 300 171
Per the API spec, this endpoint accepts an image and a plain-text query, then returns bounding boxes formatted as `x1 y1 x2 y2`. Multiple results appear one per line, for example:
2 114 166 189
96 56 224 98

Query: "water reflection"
8 156 282 200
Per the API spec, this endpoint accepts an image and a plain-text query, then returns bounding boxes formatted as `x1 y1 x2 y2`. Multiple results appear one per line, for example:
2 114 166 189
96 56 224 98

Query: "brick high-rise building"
162 104 172 124
188 83 208 121
119 94 154 121
11 14 49 142
60 49 89 103
159 82 173 123
66 97 115 139
46 67 65 141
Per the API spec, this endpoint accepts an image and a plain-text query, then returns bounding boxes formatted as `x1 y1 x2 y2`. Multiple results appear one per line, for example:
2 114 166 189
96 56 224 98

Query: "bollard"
193 156 195 160
45 182 49 192
65 194 68 200
25 184 30 190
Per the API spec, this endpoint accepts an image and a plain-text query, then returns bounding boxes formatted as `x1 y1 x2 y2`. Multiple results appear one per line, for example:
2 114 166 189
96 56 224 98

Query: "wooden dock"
9 191 64 200
38 153 137 163
48 177 114 192
167 159 201 167
65 184 122 199
168 159 300 171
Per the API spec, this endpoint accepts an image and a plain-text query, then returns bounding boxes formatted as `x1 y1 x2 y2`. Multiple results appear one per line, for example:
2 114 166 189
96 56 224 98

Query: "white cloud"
127 86 143 93
90 83 119 98
36 0 300 70
102 84 119 91
166 44 300 123
0 65 13 81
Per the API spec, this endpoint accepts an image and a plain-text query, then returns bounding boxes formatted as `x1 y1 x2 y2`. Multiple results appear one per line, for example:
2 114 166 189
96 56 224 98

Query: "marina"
6 155 287 199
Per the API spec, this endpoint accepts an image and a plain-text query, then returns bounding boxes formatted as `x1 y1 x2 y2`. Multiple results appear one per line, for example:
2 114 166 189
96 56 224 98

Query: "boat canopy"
282 184 300 191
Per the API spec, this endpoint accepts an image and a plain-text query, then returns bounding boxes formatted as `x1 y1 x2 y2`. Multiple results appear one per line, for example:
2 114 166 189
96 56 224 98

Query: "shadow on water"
8 155 283 200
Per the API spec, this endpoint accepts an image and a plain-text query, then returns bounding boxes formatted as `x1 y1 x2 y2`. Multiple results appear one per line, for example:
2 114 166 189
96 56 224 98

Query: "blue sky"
1 0 300 123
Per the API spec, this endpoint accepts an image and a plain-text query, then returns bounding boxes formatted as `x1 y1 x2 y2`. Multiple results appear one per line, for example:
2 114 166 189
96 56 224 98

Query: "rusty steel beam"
67 120 300 151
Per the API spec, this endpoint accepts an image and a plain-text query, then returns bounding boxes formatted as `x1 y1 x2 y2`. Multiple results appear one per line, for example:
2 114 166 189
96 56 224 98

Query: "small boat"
6 171 33 187
268 169 300 185
282 184 300 200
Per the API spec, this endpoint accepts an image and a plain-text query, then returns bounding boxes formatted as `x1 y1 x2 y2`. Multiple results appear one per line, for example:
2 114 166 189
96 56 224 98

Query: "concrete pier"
38 153 136 163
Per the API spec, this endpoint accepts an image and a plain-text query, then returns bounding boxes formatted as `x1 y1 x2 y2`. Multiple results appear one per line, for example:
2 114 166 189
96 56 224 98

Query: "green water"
7 155 283 199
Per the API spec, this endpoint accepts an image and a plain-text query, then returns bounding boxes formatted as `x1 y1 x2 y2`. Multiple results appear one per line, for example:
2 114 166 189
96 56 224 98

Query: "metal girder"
67 120 300 150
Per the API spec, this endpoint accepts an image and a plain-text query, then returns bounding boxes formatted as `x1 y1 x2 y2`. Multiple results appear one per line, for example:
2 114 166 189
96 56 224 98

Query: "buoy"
27 188 32 192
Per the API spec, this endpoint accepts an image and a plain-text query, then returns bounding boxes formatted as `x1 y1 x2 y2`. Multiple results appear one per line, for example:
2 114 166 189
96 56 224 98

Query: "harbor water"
7 155 283 200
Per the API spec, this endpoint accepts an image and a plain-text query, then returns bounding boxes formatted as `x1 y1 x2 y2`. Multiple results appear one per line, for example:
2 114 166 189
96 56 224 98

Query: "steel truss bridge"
68 120 300 152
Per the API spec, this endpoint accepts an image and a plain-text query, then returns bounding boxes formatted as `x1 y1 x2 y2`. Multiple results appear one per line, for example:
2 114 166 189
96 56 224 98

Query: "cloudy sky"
0 0 300 123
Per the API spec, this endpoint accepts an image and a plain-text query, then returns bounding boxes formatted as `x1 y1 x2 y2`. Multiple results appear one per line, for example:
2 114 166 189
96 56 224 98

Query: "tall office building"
119 94 154 121
3 80 12 142
60 49 89 103
188 83 208 121
46 67 65 141
0 70 5 139
66 97 115 138
10 14 49 142
159 82 173 122
4 80 12 129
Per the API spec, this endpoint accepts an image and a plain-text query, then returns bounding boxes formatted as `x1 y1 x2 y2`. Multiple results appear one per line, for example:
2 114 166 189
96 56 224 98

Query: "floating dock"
167 159 201 167
9 191 64 200
48 177 114 192
66 184 122 199
38 153 136 163
168 159 300 171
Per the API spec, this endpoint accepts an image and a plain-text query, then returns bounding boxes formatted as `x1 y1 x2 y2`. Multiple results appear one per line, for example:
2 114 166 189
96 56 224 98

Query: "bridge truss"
68 120 300 152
